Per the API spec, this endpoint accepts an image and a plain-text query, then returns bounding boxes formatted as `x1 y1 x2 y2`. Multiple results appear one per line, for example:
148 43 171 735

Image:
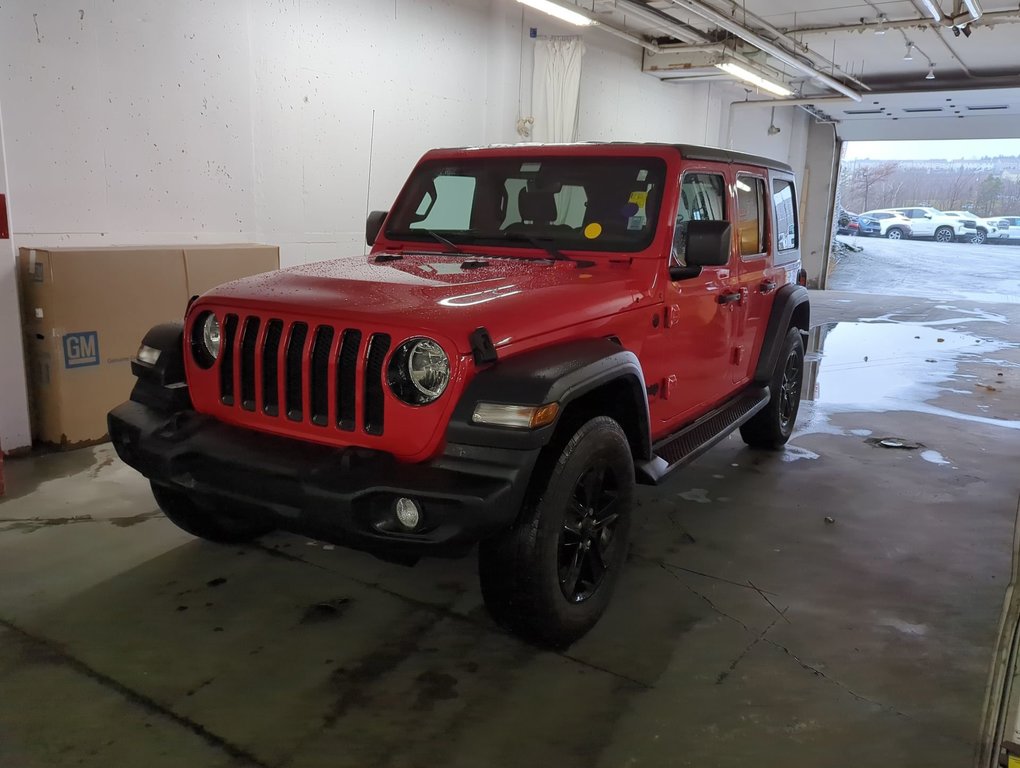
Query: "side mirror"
366 210 388 246
669 220 732 281
686 220 732 266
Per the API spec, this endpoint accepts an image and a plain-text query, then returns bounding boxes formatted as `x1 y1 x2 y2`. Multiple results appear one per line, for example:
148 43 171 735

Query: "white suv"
887 207 970 243
942 211 1001 245
858 210 913 239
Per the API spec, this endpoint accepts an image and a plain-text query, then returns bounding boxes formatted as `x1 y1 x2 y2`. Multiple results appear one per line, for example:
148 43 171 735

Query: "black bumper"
108 401 541 558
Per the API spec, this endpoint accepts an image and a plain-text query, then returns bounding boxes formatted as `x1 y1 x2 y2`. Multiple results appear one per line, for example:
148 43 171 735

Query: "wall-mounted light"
715 61 793 97
516 0 596 26
903 43 914 61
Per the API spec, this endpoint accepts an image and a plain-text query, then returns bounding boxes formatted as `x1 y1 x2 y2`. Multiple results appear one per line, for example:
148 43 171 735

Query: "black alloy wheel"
558 462 623 603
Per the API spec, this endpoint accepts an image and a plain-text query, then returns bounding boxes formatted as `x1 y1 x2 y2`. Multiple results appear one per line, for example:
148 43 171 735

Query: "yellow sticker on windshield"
629 191 648 207
584 222 603 239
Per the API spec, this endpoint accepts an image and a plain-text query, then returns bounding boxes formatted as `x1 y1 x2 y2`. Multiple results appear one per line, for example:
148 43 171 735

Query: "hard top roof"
424 142 794 174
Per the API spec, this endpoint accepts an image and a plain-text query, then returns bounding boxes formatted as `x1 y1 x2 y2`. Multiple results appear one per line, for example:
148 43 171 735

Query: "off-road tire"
478 416 634 649
740 327 805 449
886 227 905 240
151 482 276 543
934 226 955 243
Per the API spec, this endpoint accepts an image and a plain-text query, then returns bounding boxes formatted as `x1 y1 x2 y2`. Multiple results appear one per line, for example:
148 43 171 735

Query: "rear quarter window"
771 174 799 266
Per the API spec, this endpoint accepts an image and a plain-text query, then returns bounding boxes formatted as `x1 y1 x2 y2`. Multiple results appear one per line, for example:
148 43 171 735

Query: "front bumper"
108 400 540 558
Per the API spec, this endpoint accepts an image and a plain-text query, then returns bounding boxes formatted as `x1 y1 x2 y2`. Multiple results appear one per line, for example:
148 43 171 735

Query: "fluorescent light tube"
715 62 793 97
516 0 596 26
962 0 981 18
920 0 943 22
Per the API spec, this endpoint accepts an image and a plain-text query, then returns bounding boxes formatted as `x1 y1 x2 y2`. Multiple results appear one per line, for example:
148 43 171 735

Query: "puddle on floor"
796 318 1020 435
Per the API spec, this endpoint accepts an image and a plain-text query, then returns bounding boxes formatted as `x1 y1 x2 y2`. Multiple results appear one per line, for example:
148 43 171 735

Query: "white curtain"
532 38 585 143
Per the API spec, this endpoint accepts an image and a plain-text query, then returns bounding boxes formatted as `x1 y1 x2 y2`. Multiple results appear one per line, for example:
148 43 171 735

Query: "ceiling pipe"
613 0 712 44
730 96 854 108
594 21 662 52
663 0 864 101
707 0 870 91
783 9 1020 35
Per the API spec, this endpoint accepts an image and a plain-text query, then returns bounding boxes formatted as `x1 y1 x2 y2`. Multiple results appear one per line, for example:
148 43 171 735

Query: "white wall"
0 0 796 451
0 99 31 452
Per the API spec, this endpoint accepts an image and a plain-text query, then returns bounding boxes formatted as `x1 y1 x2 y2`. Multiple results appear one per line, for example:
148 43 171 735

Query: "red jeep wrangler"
109 143 809 647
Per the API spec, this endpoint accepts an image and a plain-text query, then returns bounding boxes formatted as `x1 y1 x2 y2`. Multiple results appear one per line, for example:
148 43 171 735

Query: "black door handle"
760 281 777 294
718 292 741 305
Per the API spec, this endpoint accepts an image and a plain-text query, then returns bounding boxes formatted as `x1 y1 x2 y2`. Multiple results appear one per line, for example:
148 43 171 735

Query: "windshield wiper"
423 229 465 254
500 234 594 268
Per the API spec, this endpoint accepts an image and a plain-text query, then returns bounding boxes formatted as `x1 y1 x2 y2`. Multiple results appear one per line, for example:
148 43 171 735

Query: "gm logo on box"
63 332 100 369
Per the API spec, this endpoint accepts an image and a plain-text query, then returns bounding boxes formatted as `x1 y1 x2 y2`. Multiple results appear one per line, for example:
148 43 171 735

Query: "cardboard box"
17 244 279 448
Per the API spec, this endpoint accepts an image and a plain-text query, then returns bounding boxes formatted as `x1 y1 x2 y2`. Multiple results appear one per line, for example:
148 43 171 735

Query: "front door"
648 167 740 428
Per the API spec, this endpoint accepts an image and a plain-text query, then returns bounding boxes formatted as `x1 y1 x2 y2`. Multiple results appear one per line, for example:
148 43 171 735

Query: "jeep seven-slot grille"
218 313 390 436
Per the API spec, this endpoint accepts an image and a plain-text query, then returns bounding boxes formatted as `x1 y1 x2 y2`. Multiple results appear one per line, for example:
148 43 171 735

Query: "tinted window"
674 172 726 264
387 157 667 254
736 175 767 256
772 178 797 251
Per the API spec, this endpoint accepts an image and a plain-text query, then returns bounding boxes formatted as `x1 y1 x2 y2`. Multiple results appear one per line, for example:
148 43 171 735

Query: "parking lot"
831 235 1020 304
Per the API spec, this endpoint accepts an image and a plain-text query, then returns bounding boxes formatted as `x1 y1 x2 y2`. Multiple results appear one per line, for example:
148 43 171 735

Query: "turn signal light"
472 402 560 429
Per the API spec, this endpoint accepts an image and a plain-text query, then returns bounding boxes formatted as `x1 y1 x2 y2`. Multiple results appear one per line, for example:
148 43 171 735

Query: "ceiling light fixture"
903 43 914 61
715 61 793 97
515 0 596 26
961 0 982 18
926 63 936 79
874 13 889 33
919 0 943 22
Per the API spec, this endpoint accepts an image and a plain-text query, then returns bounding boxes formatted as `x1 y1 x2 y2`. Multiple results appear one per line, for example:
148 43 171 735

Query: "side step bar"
636 386 770 485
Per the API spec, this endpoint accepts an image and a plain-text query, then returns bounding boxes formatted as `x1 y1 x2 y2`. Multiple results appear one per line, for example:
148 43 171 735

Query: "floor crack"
0 616 272 768
659 562 753 633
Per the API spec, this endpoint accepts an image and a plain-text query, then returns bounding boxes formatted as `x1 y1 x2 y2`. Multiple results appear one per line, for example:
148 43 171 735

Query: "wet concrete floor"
1 290 1018 768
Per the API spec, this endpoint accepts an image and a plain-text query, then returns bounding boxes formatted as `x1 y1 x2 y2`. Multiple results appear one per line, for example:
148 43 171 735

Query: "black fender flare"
753 285 810 384
128 322 192 411
446 338 651 458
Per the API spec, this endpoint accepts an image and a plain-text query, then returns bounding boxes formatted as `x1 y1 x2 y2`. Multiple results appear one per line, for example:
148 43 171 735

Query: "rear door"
730 169 772 384
898 208 934 236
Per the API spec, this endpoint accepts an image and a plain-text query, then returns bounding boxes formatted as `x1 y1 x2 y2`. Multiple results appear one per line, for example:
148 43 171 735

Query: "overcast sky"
844 138 1020 161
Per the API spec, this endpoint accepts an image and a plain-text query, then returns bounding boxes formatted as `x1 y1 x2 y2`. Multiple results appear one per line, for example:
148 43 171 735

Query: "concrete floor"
2 289 1019 768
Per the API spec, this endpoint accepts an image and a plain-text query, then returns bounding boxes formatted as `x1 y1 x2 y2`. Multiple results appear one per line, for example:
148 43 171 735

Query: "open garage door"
829 134 1020 304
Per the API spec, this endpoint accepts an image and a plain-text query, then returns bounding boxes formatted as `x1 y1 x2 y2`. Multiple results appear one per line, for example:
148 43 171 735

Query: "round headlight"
202 314 222 360
387 338 450 405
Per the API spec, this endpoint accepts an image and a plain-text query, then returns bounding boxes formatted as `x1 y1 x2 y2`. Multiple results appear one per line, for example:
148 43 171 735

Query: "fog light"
394 497 421 529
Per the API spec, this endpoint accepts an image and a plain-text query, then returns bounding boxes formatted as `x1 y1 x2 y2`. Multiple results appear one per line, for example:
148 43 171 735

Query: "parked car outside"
941 210 1002 244
836 209 859 236
886 206 971 242
857 210 913 239
990 216 1020 244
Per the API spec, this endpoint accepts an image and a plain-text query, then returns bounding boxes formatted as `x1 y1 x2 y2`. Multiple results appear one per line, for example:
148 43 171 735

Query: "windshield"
385 156 667 253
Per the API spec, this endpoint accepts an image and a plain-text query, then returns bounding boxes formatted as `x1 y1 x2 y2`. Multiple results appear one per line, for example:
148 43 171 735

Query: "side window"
674 172 726 264
409 175 476 231
736 175 767 256
772 178 797 251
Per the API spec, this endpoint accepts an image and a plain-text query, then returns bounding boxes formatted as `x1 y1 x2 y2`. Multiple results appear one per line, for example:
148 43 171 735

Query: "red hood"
199 253 659 355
